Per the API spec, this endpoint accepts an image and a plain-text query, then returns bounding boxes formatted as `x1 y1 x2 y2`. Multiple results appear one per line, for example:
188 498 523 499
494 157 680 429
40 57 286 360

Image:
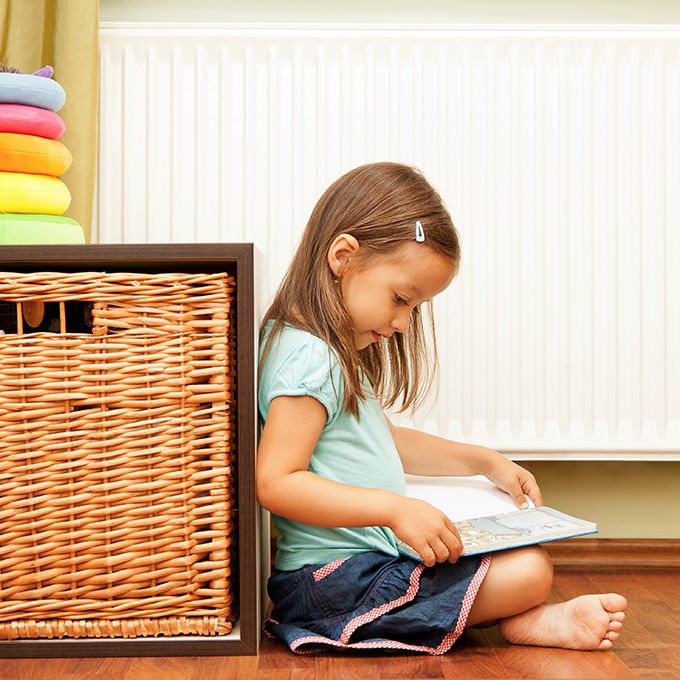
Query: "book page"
399 475 596 560
404 474 534 521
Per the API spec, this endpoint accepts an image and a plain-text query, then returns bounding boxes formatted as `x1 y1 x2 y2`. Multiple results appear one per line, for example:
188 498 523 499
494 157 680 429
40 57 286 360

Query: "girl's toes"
610 620 623 632
611 611 626 623
603 593 627 614
605 630 620 642
599 638 613 650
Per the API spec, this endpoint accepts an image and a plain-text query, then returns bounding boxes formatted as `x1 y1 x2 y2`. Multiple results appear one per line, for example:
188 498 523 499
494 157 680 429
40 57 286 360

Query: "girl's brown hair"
260 161 460 416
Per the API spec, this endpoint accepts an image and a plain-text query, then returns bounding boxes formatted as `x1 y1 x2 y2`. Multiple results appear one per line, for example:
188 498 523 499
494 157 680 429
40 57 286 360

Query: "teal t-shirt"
258 323 405 571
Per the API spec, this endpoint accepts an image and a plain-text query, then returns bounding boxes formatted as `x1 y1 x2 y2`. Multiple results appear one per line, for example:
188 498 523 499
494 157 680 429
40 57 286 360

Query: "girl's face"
337 242 457 350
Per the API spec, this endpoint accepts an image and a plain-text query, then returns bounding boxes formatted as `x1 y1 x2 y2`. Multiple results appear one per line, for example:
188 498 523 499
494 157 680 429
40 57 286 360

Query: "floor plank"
256 637 317 679
0 657 135 680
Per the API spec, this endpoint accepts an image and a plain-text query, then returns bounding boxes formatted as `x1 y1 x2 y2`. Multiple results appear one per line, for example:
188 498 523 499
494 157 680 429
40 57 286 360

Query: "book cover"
398 475 598 560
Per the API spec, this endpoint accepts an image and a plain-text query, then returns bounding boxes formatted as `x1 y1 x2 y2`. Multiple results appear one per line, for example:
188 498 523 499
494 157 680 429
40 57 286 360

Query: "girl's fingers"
417 526 460 566
508 482 530 508
445 518 460 536
513 492 530 509
442 523 462 562
444 539 462 563
521 477 543 507
419 545 436 567
430 537 451 564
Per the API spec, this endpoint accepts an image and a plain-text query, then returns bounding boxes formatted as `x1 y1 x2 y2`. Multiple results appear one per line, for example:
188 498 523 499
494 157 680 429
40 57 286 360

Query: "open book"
397 475 597 559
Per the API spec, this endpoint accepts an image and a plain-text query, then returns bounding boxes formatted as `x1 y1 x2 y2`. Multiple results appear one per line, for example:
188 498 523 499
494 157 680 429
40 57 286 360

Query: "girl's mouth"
371 331 381 342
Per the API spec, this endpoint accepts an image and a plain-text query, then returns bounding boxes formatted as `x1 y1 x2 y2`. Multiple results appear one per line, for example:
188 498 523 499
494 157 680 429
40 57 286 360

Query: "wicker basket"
0 270 237 640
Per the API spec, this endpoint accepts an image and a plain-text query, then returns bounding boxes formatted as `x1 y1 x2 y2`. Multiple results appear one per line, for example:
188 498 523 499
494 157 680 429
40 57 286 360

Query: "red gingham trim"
338 563 425 643
313 558 350 582
288 554 492 656
440 553 491 649
263 618 280 639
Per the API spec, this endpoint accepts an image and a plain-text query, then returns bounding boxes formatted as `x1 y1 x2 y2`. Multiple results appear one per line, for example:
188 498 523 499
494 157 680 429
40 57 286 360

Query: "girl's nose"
391 309 411 333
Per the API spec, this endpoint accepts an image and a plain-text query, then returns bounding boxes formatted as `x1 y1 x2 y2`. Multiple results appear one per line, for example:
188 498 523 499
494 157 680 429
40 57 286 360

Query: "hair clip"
415 220 425 243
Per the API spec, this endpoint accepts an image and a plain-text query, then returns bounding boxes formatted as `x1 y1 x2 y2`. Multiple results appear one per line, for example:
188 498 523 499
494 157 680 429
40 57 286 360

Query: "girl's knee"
518 545 554 602
493 545 553 604
467 546 554 625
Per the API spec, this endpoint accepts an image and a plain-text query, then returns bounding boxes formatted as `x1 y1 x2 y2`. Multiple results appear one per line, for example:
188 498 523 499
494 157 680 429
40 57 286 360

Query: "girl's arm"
386 418 543 509
257 395 463 566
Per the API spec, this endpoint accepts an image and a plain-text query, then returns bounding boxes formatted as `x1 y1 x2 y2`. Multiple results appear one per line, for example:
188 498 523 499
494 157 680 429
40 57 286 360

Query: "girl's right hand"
388 496 463 567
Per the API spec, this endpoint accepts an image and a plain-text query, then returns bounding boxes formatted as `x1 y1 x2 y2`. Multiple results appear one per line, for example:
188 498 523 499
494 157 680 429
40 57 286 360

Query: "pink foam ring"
0 104 65 140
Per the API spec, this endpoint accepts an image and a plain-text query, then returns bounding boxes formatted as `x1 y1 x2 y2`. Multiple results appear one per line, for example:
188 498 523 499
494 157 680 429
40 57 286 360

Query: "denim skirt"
264 551 491 655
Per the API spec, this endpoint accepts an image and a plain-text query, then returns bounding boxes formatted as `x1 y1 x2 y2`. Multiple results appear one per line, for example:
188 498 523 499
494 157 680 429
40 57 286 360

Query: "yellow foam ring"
0 132 72 176
0 171 71 215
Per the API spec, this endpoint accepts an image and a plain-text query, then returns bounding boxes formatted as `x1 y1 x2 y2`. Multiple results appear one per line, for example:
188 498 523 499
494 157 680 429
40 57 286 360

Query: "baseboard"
543 538 680 572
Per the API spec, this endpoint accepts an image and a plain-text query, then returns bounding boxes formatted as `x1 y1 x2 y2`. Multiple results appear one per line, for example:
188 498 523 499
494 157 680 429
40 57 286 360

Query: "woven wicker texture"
0 271 236 639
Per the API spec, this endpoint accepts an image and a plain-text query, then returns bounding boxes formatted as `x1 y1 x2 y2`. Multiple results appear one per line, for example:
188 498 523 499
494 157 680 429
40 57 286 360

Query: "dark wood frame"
0 244 259 657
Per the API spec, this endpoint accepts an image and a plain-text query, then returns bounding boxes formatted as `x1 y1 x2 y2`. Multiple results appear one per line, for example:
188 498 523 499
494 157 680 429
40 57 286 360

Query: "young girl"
256 162 627 655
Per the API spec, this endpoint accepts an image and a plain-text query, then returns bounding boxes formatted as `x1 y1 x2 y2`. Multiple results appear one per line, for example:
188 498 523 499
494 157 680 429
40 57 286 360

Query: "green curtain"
0 0 99 242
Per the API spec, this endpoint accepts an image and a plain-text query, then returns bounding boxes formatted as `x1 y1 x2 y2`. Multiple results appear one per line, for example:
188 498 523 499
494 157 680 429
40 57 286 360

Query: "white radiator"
97 23 680 460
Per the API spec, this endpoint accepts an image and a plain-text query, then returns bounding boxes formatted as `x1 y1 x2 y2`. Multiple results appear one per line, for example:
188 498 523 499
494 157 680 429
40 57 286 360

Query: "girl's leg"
465 545 627 650
466 545 554 627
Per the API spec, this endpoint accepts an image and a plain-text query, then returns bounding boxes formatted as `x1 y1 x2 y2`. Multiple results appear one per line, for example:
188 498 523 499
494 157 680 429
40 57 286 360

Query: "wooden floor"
0 570 677 679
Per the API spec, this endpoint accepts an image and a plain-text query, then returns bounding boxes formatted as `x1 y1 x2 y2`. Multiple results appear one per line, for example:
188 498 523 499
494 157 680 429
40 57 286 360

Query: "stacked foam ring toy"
0 65 84 243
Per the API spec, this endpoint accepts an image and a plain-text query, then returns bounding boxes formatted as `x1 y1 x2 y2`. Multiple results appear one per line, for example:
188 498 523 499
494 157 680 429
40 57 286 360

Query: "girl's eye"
394 294 408 305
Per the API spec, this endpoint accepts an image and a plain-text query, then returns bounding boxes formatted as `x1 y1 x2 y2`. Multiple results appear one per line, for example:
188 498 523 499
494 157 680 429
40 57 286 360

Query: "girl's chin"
354 334 374 350
354 330 381 349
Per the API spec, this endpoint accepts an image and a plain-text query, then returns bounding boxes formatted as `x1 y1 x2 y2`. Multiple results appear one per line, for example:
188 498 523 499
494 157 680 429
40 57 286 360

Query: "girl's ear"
327 233 360 277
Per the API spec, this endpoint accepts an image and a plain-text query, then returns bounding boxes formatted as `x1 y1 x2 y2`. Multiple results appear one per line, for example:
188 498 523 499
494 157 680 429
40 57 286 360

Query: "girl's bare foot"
498 593 627 650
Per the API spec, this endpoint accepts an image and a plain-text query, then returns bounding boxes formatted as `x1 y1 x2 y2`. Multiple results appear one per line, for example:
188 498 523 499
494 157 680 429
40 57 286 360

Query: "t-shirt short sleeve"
258 327 344 424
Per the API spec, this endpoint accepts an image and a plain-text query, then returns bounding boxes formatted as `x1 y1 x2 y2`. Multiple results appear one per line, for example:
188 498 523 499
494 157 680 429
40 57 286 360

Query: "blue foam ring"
0 72 66 112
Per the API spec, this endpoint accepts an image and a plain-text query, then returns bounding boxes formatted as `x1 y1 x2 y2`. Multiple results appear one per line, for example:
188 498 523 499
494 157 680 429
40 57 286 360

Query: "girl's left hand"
483 454 543 509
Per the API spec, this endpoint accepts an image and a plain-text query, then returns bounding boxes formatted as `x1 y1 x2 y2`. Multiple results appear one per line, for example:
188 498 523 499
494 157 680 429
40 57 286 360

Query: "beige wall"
99 0 680 539
522 462 679 539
